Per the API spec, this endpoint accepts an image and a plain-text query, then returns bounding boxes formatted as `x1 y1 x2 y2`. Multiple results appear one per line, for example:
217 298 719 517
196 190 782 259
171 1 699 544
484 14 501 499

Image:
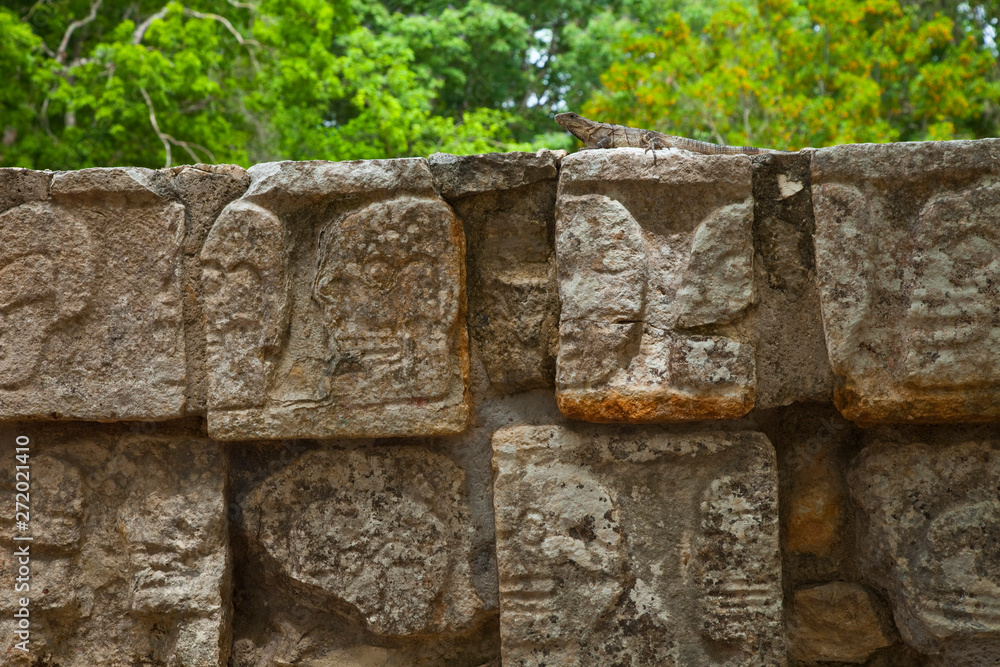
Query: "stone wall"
0 139 998 666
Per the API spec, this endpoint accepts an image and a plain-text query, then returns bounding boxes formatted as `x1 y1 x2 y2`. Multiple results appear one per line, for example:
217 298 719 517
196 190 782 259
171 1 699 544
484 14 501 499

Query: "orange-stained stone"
786 466 844 557
813 139 1000 425
555 150 757 423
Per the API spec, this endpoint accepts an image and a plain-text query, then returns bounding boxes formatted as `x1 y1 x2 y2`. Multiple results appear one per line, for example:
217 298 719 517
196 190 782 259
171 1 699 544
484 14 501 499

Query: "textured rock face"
5 144 1000 665
244 446 484 637
169 163 250 415
812 139 1000 424
202 159 469 439
430 150 563 394
787 582 895 663
849 438 1000 663
555 150 756 422
0 426 230 666
752 152 833 408
492 425 784 666
0 168 187 420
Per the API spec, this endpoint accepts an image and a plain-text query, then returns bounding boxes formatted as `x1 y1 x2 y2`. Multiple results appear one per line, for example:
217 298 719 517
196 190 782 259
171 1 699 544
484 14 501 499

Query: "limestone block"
0 167 186 420
751 152 834 408
0 167 49 214
812 139 1000 423
201 159 469 440
492 425 784 666
848 438 1000 662
169 163 249 415
0 428 230 666
787 582 895 663
244 446 484 637
555 150 756 422
429 150 564 393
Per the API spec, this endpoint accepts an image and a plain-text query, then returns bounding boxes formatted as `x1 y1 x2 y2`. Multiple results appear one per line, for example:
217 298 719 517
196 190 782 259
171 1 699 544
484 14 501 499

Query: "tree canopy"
0 0 997 168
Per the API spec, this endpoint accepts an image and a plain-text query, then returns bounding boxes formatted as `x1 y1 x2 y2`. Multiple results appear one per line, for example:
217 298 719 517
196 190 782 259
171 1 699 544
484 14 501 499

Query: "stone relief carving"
429 150 564 394
202 160 469 439
243 446 484 637
849 438 1000 664
555 150 756 423
812 139 1000 423
492 425 784 666
0 168 186 421
0 430 229 666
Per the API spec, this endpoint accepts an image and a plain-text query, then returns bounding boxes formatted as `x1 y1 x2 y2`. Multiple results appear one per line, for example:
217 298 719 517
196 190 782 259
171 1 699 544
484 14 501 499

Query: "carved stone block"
492 425 784 665
849 438 1000 663
812 139 1000 423
0 428 230 666
555 150 756 422
244 446 484 637
202 159 469 439
430 150 563 394
0 168 186 421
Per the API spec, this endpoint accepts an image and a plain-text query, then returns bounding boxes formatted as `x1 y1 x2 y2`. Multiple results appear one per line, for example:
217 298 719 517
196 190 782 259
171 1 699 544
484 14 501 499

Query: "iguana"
555 112 789 162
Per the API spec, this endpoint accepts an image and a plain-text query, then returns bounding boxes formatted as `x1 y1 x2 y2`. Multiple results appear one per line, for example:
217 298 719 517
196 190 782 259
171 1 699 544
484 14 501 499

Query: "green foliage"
0 0 551 168
1 0 997 168
583 0 1000 148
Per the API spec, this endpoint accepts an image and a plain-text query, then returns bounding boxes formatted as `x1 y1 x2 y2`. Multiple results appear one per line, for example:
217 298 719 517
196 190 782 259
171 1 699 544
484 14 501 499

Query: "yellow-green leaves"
584 0 1000 149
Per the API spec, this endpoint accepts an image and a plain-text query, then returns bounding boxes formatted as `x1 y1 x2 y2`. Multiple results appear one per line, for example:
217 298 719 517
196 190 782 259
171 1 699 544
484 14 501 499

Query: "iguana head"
554 112 597 144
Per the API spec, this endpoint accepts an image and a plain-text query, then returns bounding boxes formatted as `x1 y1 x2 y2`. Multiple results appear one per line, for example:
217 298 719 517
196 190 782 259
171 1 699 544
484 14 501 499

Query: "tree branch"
141 88 173 167
21 0 49 23
132 7 168 45
182 8 260 70
57 0 102 65
39 97 58 142
133 6 259 72
140 88 217 167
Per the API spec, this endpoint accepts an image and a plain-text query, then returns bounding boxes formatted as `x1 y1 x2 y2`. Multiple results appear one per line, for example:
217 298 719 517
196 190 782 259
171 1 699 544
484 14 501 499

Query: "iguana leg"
640 134 662 165
642 135 670 164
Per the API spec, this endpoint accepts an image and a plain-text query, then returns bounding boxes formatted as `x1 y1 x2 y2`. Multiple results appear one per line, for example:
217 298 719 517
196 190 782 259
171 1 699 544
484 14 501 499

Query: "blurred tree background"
0 0 997 168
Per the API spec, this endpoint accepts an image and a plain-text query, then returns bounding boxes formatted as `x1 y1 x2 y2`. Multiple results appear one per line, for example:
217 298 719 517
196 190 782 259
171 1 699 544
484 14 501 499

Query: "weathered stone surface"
752 152 833 408
812 139 1000 423
429 149 564 198
244 445 484 637
0 167 49 214
0 167 186 421
492 424 784 665
202 159 469 439
0 425 230 666
848 438 1000 662
787 582 895 663
170 163 249 415
555 149 756 422
430 151 562 393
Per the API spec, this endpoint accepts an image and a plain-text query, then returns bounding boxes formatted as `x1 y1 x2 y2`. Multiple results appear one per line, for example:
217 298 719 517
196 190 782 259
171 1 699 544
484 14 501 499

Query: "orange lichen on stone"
556 387 754 423
835 382 1000 426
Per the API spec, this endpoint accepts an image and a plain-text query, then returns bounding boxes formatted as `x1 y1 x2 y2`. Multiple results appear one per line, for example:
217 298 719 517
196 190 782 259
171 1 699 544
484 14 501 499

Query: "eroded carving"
0 430 229 666
812 139 1000 423
555 150 756 422
244 446 484 637
202 160 469 439
849 438 1000 662
0 167 185 421
492 425 784 665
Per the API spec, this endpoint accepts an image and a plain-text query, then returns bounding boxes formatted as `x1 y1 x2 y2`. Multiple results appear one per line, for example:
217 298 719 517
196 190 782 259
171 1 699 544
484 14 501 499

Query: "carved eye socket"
363 260 396 292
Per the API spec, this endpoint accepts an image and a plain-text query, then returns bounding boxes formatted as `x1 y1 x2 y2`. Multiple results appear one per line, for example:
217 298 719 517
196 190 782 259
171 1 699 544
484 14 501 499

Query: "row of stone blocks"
0 138 998 665
2 141 999 429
